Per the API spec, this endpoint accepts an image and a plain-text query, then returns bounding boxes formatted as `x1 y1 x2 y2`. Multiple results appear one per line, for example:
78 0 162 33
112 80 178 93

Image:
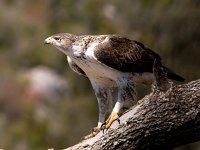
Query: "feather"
94 35 161 73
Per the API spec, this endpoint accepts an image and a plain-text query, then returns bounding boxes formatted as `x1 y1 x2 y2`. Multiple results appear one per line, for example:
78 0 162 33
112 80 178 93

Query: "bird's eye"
54 37 61 42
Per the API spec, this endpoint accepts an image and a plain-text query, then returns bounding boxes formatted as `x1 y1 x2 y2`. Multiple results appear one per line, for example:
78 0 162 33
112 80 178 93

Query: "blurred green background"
0 0 199 150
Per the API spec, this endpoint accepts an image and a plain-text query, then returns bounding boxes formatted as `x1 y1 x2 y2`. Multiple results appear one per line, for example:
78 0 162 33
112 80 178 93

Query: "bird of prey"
44 33 184 139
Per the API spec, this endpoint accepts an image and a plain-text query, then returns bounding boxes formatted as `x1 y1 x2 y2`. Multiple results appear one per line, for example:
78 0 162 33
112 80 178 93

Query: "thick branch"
64 79 200 150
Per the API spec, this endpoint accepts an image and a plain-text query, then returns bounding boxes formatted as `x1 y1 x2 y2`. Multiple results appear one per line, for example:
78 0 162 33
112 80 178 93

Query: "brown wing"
94 35 161 73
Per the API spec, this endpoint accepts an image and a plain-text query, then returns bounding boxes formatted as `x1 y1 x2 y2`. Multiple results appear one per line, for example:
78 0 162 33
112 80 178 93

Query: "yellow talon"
105 111 119 129
83 112 121 140
82 126 101 140
83 132 96 140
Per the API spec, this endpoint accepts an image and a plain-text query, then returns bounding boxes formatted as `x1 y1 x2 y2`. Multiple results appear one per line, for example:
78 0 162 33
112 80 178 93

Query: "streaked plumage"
44 33 184 139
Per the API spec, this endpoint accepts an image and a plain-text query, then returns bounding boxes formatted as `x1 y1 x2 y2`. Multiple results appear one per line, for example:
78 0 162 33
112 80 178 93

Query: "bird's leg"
83 80 111 140
102 102 122 130
83 107 107 140
102 78 136 130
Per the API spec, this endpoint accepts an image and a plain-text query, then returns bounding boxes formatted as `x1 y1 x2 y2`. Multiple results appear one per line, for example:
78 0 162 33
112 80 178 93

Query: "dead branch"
64 79 200 150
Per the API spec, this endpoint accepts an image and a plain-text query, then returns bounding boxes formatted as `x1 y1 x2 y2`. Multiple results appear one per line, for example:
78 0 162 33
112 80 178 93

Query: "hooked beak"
44 37 51 45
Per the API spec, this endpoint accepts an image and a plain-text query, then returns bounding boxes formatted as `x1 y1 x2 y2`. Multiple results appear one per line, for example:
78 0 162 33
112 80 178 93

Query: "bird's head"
44 33 75 54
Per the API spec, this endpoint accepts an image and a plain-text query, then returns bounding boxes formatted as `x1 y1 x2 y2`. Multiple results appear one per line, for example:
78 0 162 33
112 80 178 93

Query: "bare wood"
64 79 200 150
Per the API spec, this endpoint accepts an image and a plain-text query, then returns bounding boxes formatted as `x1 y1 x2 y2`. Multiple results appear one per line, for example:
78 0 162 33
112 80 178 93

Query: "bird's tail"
162 66 185 82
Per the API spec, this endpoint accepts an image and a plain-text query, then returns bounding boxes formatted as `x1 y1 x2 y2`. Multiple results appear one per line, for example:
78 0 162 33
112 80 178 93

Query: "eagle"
44 33 184 139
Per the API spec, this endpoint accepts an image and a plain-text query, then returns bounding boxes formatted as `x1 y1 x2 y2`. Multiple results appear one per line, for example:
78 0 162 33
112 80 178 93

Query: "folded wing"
94 36 161 73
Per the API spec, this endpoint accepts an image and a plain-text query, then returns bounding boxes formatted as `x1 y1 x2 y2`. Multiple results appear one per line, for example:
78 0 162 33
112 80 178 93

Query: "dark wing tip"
167 73 185 82
153 59 171 91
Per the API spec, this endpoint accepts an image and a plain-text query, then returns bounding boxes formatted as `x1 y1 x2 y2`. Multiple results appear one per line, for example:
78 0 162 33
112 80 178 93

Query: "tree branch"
64 79 200 150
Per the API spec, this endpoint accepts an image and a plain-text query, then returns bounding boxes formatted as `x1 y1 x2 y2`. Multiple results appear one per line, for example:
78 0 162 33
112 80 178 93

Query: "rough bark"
64 78 200 150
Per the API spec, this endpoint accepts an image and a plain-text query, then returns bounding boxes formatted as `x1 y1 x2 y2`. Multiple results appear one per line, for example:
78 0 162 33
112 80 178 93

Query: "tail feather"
163 66 185 82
